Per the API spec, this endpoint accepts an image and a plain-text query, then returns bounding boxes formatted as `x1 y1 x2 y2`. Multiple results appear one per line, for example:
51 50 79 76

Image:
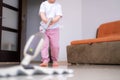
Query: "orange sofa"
67 21 120 64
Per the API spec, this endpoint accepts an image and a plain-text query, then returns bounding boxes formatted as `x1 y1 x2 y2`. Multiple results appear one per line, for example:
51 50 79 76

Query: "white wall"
82 0 120 39
26 0 120 61
57 0 120 61
57 0 82 61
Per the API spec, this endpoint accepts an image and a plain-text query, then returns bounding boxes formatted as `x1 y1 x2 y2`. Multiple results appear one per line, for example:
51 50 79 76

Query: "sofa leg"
70 63 77 65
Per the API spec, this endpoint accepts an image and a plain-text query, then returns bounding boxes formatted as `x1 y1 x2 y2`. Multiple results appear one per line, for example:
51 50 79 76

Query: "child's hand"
48 21 54 27
44 19 49 24
48 16 62 27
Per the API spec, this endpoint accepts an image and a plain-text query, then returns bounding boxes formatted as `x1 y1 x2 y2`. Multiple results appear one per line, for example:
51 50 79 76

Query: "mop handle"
44 18 53 31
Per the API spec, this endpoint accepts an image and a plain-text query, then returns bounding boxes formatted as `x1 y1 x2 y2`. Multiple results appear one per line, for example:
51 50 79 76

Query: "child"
39 0 62 67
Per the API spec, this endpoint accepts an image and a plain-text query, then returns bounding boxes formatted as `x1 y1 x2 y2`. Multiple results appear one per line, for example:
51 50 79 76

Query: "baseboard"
0 62 20 64
0 62 20 67
0 61 68 65
31 61 68 65
59 61 68 65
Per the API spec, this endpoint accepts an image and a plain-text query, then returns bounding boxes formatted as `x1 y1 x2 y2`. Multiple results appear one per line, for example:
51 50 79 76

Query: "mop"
0 18 73 77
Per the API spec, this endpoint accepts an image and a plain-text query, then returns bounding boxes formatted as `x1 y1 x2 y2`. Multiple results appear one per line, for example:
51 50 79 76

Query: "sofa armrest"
71 35 120 45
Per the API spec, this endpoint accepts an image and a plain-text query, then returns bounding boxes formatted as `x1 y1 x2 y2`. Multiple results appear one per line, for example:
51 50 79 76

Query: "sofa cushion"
97 21 120 38
71 35 120 45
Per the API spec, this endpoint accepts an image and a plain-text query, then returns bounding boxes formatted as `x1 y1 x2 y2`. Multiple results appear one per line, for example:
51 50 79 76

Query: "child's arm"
40 12 48 24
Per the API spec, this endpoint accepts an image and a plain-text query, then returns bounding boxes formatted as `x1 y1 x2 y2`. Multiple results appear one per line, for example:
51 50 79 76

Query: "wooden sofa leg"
70 63 77 65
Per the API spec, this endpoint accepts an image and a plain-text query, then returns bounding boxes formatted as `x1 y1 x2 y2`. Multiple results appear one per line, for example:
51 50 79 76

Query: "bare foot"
40 62 48 67
52 62 59 67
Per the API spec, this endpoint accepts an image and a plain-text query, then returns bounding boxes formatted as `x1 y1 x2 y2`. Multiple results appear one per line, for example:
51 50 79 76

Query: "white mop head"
0 65 73 77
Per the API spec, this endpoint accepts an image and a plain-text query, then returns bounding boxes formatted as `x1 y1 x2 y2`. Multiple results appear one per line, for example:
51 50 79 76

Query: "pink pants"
41 28 59 63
